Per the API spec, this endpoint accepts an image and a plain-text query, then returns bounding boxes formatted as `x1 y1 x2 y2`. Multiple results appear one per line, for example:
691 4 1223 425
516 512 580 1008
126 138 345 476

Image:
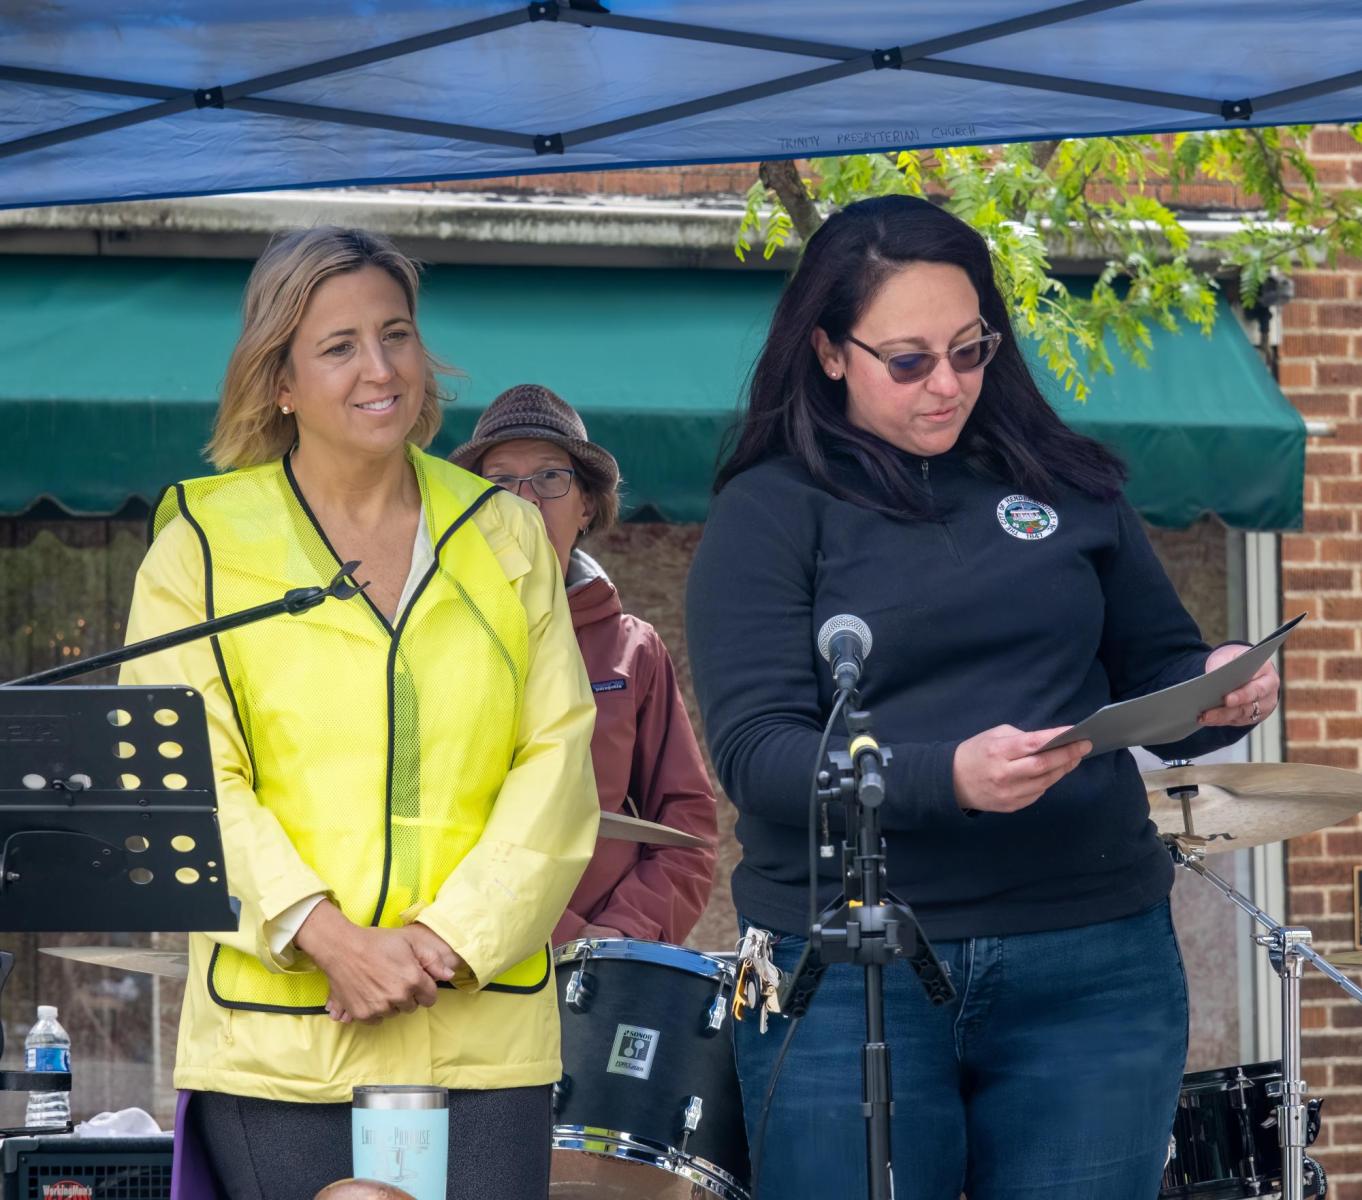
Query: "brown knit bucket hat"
449 383 620 493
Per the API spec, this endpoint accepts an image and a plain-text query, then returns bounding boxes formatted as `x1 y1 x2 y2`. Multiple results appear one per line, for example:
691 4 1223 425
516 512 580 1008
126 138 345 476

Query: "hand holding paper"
953 725 1093 814
1040 614 1301 758
1197 641 1281 727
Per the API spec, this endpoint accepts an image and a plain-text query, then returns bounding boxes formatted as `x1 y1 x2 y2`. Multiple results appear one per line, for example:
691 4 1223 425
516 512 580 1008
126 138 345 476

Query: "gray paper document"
1041 614 1303 757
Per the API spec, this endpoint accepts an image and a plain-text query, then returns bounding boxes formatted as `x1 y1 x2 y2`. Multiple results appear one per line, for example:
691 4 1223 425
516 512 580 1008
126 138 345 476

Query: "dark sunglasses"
844 318 1002 384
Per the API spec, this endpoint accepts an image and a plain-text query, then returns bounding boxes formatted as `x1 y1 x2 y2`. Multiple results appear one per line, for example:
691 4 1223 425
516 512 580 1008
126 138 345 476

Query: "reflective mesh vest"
153 450 549 1011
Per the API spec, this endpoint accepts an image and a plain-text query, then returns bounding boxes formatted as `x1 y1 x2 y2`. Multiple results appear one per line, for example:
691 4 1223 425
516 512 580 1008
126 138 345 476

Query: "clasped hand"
295 901 464 1024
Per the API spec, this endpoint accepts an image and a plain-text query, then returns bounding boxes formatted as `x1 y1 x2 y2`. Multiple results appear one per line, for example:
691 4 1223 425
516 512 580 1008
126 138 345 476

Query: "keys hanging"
732 927 784 1033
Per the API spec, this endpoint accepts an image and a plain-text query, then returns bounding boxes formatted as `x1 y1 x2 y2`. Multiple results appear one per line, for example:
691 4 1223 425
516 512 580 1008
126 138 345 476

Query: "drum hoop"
552 1125 748 1200
553 938 735 981
1178 1060 1282 1092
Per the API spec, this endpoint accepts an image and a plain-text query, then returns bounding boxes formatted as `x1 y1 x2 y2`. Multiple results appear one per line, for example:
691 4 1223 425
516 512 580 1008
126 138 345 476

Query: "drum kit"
1147 759 1362 1200
43 761 1362 1200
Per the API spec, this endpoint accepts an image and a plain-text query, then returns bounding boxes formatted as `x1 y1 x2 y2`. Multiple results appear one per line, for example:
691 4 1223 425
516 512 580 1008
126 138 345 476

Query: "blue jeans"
735 901 1188 1200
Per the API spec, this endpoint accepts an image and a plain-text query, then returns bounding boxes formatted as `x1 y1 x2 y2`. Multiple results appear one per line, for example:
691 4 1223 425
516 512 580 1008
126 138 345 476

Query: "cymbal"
1143 762 1362 853
597 811 711 849
40 946 188 979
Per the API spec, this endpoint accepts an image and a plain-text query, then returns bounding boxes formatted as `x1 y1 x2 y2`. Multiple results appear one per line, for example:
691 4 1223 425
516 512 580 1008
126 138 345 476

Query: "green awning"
3 257 1303 528
1045 297 1305 530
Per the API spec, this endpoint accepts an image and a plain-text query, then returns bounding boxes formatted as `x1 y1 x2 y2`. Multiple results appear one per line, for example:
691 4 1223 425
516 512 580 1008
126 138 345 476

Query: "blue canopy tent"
3 1 1362 209
3 0 1329 529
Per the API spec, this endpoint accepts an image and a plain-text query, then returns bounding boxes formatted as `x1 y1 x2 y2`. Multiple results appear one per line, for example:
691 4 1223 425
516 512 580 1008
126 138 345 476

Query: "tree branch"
759 159 823 241
1030 139 1062 173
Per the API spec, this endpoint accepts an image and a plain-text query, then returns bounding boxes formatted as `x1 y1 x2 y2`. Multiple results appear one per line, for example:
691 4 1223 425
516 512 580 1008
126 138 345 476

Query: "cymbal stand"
1167 827 1362 1200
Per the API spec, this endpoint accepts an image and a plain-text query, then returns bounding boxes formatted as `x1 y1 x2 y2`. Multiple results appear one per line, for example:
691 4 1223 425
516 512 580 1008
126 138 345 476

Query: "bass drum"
551 939 750 1199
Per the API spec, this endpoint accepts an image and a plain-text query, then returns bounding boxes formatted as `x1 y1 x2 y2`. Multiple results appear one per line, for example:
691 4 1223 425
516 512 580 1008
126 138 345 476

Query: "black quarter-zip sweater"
685 448 1249 940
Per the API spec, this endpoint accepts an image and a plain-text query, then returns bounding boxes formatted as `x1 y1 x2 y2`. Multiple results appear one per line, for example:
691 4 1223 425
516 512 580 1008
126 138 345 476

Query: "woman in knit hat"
452 384 717 946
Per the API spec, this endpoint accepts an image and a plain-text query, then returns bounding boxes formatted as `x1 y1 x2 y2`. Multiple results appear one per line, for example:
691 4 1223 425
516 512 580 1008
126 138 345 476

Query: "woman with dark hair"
685 195 1279 1199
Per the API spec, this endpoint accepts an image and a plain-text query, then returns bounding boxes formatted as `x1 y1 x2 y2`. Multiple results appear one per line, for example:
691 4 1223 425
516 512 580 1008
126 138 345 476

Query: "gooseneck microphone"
817 614 873 694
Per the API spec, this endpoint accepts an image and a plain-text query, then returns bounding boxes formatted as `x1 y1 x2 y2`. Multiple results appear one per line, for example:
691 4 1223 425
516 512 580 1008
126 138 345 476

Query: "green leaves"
737 128 1357 399
735 179 795 262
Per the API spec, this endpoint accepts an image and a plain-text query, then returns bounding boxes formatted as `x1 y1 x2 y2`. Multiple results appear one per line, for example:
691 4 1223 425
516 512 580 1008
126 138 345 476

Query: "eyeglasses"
485 467 577 500
844 318 1002 384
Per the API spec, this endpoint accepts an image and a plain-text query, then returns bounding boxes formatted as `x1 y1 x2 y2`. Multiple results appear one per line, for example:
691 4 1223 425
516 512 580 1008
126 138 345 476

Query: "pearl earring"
280 405 292 415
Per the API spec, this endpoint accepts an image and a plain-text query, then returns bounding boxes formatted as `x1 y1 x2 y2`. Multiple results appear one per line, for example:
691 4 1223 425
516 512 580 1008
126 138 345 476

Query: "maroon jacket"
553 552 717 946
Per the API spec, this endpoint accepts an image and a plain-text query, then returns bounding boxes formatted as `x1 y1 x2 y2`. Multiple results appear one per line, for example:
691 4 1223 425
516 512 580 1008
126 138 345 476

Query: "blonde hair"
207 227 445 469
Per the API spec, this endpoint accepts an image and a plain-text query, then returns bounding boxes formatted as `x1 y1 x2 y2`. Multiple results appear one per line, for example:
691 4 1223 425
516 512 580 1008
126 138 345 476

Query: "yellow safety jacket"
121 447 598 1100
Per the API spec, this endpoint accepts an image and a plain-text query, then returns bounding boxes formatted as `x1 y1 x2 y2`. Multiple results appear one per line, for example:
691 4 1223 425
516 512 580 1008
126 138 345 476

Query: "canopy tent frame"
6 0 1362 207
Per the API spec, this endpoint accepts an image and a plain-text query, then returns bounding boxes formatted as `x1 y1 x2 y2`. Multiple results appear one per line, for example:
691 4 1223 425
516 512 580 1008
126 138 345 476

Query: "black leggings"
190 1086 552 1200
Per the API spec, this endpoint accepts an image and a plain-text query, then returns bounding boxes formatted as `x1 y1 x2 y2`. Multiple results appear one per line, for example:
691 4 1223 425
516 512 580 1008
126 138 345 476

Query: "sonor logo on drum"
606 1023 660 1080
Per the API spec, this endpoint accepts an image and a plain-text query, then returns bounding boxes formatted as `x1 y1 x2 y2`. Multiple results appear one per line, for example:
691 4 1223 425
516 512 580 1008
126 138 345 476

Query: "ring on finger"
1251 698 1261 721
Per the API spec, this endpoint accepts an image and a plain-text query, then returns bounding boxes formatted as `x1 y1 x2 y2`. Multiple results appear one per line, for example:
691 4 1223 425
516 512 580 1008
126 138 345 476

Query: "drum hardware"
701 954 736 1036
551 1077 571 1119
1160 1059 1326 1198
703 994 728 1035
565 943 597 1015
678 1095 704 1154
1154 760 1362 1200
1258 1088 1325 1148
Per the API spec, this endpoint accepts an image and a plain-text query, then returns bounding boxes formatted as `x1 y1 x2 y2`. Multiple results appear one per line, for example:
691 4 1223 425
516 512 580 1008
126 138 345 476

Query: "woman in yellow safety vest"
121 227 600 1200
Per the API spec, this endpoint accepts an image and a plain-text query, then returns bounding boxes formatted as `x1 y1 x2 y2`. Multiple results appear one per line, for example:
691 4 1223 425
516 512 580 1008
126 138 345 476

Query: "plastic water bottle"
24 1005 71 1128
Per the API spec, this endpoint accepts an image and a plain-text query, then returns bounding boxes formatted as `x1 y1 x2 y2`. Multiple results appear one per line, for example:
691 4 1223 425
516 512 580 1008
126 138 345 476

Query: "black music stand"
0 560 361 1134
0 559 361 932
0 683 237 1133
0 685 234 933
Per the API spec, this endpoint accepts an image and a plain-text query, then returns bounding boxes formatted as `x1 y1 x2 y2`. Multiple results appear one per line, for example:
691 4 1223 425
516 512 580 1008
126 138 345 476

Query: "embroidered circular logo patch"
997 494 1058 540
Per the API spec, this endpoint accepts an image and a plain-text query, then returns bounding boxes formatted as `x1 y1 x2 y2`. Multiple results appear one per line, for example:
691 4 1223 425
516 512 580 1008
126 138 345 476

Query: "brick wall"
410 161 756 198
1279 128 1362 1194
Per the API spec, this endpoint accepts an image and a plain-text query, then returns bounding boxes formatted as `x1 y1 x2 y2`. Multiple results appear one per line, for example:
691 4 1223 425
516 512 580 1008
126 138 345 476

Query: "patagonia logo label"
591 678 627 694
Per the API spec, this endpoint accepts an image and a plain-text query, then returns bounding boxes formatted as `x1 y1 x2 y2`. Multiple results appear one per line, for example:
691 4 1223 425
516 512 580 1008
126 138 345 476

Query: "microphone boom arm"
4 562 368 687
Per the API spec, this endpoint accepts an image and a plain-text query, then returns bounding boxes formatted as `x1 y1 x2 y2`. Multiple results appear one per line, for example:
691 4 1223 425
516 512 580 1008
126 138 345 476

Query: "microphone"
817 614 872 693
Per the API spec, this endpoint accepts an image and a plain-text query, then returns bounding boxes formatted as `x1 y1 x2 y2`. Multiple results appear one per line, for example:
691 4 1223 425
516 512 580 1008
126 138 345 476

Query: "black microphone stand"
783 697 955 1200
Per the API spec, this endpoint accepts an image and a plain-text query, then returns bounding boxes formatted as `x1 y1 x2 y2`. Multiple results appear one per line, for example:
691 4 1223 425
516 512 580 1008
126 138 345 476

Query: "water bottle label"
26 1047 69 1073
